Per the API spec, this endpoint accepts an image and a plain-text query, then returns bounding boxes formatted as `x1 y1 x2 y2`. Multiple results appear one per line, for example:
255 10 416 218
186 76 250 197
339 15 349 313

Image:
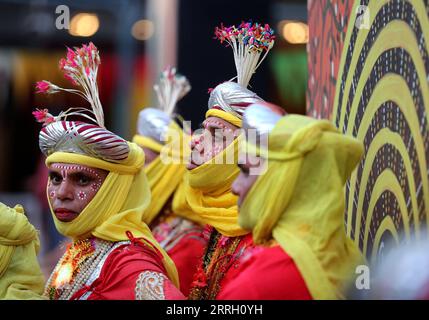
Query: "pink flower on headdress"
35 81 51 94
214 23 231 44
58 58 66 70
59 43 100 86
66 47 78 67
34 42 104 128
88 42 96 53
214 21 275 53
63 73 78 86
32 108 55 126
166 66 175 81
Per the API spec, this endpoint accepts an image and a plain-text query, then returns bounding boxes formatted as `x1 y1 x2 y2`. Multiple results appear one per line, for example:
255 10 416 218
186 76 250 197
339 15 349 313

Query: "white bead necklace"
44 238 114 300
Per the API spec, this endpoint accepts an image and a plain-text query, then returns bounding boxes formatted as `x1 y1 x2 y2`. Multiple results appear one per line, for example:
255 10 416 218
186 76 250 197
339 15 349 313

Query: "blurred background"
0 0 308 275
2 0 429 298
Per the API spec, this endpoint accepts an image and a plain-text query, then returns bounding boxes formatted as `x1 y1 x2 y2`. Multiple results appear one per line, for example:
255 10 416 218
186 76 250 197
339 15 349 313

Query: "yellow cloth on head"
132 135 164 154
206 109 242 127
240 115 366 299
173 138 248 237
0 203 45 299
45 142 179 288
133 122 200 225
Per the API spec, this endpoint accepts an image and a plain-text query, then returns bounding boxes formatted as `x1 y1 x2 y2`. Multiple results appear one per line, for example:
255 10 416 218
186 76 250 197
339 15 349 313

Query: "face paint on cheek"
91 183 101 191
49 163 106 207
77 191 87 201
204 144 214 161
211 144 223 158
86 178 103 200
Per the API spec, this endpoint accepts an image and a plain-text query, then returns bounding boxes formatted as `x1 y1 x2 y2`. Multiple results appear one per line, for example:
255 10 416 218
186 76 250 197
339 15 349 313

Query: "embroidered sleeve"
134 271 167 300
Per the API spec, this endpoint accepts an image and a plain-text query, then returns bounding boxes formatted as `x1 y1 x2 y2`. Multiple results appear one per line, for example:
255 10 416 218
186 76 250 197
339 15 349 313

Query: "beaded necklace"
188 228 250 300
44 238 114 300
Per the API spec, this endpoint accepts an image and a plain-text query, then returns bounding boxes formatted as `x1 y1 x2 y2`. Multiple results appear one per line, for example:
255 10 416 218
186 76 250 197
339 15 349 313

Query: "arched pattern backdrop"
330 0 429 261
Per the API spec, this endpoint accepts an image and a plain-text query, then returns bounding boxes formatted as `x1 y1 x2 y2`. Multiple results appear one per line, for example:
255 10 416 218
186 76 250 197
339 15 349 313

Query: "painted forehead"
49 163 104 178
203 117 235 130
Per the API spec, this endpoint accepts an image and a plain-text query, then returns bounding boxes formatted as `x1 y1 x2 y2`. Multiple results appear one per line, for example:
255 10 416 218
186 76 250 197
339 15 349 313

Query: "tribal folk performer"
1 43 185 300
172 21 276 300
132 67 207 296
222 103 366 299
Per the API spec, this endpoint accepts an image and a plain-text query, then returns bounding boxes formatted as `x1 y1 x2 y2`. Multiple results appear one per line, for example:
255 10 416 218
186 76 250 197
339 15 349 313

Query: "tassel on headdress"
207 21 275 120
33 43 130 163
214 21 275 87
136 66 191 144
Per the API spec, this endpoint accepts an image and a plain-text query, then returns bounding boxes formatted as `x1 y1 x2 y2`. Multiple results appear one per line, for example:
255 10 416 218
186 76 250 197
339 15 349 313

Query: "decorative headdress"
206 21 275 122
242 102 285 137
135 66 191 146
33 43 129 163
242 102 285 162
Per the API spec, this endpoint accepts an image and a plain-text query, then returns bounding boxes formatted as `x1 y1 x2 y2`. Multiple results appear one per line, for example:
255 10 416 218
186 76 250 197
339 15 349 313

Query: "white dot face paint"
77 191 87 201
47 163 108 222
91 183 101 191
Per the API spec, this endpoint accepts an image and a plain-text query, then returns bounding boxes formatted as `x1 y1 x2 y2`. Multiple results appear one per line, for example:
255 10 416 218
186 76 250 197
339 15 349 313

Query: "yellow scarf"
240 115 366 299
133 122 198 225
205 109 242 127
0 203 45 299
45 142 179 288
173 138 248 237
132 135 164 153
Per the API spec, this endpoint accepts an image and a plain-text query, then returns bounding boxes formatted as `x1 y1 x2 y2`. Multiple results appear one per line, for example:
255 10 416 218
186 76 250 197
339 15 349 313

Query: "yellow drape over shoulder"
46 142 179 288
173 138 248 237
240 115 366 299
0 203 45 299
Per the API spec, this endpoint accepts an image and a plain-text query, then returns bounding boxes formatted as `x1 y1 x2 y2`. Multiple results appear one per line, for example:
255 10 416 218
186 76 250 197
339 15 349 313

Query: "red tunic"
217 244 312 300
69 240 185 300
188 228 312 300
188 231 255 300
